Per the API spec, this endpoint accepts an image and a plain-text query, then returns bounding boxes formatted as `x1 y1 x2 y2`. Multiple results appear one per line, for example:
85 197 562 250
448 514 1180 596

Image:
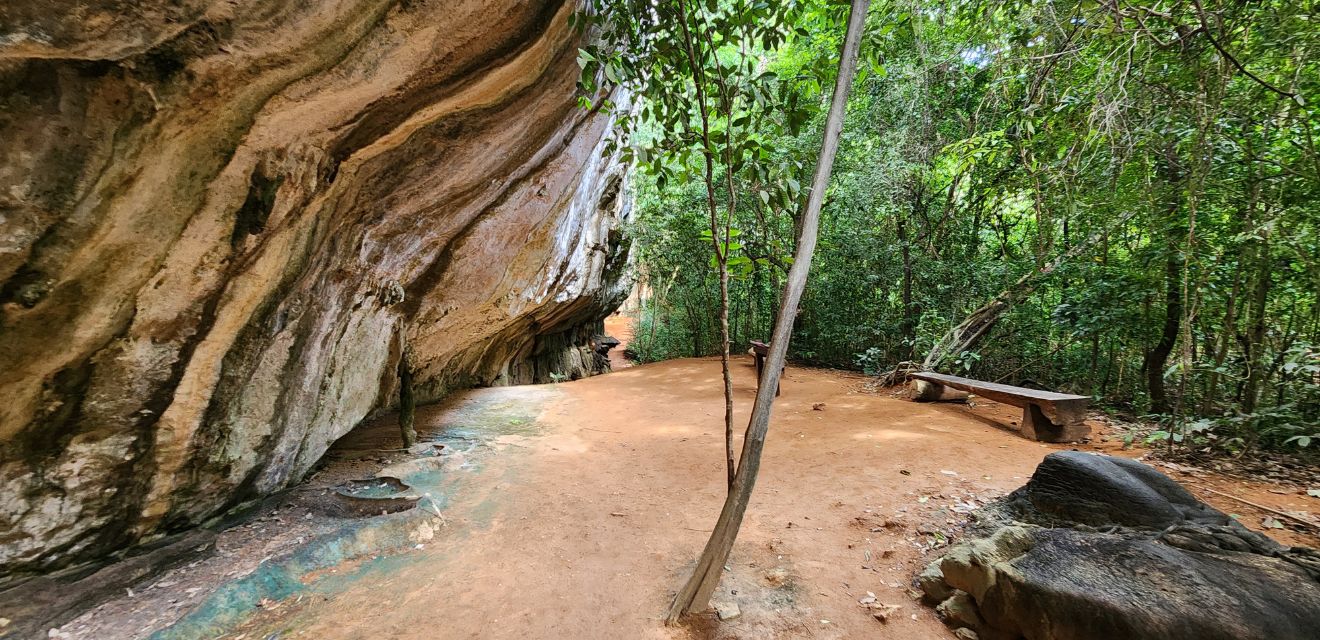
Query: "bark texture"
0 0 632 579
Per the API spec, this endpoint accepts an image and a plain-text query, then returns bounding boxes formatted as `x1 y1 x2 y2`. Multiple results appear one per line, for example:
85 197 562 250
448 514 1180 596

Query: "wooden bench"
749 340 781 396
909 371 1089 443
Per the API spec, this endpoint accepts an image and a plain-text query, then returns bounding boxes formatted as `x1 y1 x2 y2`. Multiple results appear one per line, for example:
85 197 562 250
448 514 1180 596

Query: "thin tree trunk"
674 0 736 491
1145 147 1185 415
1241 229 1272 413
398 344 417 448
1089 231 1110 392
897 198 917 358
1203 252 1246 414
664 0 869 622
1145 232 1182 414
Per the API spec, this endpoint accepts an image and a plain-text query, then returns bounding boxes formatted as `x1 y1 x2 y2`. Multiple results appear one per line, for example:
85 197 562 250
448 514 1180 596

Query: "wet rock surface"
0 0 630 579
920 451 1320 640
6 386 552 639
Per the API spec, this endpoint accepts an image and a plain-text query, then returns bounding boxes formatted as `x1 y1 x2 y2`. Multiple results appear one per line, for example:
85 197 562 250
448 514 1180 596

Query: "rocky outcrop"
0 0 631 579
920 452 1320 640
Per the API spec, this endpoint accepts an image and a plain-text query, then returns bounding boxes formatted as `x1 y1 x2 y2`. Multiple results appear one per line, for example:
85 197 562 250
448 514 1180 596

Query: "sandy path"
602 313 633 369
227 356 1116 639
60 355 1317 639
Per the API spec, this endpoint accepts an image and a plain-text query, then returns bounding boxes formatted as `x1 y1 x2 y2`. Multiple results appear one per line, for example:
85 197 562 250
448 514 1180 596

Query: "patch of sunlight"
649 424 704 436
850 430 930 441
542 433 591 454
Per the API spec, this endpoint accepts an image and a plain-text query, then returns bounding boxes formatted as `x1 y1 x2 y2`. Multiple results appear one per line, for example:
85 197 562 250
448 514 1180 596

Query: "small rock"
954 628 980 640
411 521 435 543
812 403 826 411
868 603 902 623
407 442 437 456
714 600 741 621
763 567 790 586
918 559 953 601
936 590 985 630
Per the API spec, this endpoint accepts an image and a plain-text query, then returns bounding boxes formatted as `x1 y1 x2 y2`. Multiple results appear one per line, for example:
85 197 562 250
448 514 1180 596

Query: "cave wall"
0 0 631 579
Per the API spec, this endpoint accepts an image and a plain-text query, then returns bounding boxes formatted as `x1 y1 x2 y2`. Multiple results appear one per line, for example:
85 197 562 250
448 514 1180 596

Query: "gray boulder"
920 451 1320 640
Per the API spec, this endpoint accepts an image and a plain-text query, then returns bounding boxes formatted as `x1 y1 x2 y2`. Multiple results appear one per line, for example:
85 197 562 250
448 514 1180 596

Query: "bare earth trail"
602 313 634 370
59 354 1319 639
232 356 1032 640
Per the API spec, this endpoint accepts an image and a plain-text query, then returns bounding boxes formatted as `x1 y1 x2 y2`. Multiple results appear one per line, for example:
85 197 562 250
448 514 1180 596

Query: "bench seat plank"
910 372 1086 403
909 371 1089 443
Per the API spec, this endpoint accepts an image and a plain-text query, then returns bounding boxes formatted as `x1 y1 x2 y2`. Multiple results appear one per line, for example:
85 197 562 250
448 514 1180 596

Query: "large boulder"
921 451 1320 640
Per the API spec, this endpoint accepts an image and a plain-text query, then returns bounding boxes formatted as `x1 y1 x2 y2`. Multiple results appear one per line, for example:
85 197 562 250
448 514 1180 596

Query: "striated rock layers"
0 0 632 579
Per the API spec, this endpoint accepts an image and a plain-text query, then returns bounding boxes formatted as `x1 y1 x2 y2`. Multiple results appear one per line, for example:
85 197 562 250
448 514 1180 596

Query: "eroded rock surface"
1 0 631 579
921 452 1320 640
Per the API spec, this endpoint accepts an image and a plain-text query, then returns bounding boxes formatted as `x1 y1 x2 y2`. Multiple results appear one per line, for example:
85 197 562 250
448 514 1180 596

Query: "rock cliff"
0 0 630 579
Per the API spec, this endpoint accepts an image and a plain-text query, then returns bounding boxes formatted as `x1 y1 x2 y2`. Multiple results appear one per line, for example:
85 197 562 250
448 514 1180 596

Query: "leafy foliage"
601 0 1320 453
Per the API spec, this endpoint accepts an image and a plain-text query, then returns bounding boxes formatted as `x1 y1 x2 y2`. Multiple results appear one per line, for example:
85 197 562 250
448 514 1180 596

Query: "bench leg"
753 354 783 395
911 380 944 402
910 380 968 402
1020 404 1090 442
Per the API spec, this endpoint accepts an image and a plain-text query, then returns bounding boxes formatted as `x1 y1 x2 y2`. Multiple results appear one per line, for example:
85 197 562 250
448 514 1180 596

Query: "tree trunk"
897 196 917 358
674 1 737 491
1202 236 1247 414
1241 229 1272 413
664 0 869 622
1144 148 1185 415
719 265 735 490
1145 234 1182 414
397 344 417 448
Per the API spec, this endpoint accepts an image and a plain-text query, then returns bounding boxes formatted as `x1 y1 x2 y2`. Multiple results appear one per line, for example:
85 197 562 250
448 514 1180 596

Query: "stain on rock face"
0 0 631 579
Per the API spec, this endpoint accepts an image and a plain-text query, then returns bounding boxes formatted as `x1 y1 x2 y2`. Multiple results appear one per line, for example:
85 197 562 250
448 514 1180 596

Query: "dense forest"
586 0 1320 452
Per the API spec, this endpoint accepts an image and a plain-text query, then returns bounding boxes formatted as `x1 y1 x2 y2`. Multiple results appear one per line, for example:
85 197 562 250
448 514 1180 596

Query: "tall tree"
577 0 810 490
664 0 870 621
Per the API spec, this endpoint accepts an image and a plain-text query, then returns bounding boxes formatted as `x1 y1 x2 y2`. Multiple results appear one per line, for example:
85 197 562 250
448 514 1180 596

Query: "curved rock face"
920 452 1320 640
0 0 631 579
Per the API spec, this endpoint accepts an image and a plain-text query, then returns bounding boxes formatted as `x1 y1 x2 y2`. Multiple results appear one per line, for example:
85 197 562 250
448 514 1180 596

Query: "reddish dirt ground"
55 334 1318 639
195 354 1317 640
603 312 634 370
